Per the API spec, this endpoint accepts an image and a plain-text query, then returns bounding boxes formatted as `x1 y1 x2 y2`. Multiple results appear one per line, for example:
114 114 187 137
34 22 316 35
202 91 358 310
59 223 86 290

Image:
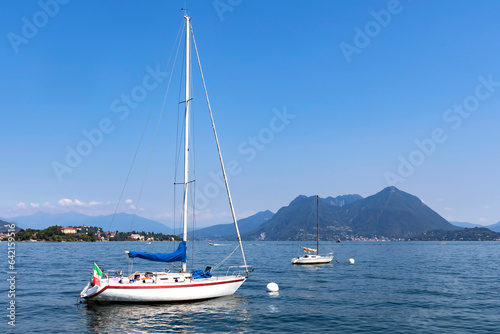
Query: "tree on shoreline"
2 225 180 242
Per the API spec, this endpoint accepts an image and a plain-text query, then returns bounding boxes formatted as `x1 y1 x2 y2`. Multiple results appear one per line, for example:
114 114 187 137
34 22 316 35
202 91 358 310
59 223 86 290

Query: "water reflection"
80 295 250 333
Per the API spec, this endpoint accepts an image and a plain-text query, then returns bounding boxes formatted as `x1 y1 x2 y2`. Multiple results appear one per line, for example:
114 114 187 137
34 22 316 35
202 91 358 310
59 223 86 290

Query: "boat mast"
182 14 191 273
316 195 319 255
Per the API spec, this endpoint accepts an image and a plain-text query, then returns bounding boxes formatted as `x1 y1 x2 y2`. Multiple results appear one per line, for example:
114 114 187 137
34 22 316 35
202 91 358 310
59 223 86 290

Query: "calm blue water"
1 241 499 333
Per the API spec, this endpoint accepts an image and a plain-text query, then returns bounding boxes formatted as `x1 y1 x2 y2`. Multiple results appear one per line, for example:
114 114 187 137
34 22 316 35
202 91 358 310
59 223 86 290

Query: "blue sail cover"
192 269 212 279
128 241 187 263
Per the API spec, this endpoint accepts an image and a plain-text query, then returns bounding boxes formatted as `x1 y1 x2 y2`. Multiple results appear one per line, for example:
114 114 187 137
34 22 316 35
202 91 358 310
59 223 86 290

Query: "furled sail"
301 246 317 253
127 241 187 263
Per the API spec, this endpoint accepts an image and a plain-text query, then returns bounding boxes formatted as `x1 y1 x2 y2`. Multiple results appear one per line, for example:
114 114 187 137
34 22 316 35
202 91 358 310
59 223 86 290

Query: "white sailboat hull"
291 255 333 265
81 275 246 303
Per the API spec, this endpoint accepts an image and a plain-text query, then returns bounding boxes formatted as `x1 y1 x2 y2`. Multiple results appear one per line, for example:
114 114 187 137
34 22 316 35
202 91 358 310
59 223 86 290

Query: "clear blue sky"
1 0 499 227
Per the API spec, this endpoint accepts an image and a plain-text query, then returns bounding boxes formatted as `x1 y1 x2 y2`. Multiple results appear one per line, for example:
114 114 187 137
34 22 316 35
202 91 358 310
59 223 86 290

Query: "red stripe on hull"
86 278 245 299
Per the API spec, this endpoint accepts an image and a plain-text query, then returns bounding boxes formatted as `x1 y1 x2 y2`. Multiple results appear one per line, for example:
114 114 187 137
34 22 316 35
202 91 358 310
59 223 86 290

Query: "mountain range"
451 221 484 228
5 212 174 234
244 187 457 240
4 187 498 239
486 222 500 232
451 221 500 232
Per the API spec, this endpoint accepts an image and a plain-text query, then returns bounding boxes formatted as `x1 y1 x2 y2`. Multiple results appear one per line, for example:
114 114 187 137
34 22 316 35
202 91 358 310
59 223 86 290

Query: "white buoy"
266 282 279 292
348 258 355 264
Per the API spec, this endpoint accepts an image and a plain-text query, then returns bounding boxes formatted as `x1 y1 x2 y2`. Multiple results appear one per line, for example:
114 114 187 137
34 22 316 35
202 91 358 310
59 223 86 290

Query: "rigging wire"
107 19 185 238
174 33 186 188
174 23 198 269
173 21 188 250
191 25 249 272
213 244 241 270
124 19 185 251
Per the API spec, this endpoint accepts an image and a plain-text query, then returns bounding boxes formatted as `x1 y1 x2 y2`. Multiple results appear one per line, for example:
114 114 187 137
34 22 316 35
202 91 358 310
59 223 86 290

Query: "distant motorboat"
209 243 220 246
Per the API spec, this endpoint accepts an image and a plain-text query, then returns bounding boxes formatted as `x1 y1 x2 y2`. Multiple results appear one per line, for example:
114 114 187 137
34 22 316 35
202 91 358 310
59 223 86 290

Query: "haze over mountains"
483 222 500 233
451 221 483 228
194 211 274 239
451 221 500 232
4 187 499 239
5 212 174 234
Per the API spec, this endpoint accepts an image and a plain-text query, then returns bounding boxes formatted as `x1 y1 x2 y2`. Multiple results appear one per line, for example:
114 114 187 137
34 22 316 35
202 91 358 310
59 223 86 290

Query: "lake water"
1 241 499 333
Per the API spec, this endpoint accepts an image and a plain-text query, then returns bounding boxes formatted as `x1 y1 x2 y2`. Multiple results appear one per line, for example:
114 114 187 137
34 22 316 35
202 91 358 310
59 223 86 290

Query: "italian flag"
93 263 103 286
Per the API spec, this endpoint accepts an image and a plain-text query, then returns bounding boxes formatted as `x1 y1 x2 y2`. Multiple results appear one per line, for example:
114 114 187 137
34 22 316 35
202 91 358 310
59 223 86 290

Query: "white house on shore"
61 227 77 234
130 234 144 241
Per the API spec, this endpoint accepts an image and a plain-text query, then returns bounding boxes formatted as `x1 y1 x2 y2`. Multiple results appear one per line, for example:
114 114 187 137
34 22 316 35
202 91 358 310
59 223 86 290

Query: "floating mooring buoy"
266 282 279 292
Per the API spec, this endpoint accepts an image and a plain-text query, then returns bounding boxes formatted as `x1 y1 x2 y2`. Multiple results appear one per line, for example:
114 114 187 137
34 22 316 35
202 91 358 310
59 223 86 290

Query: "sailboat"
79 14 250 303
291 195 333 265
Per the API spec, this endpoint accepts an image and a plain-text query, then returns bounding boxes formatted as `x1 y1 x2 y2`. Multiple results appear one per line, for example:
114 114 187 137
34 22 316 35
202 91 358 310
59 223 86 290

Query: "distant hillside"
451 221 500 232
450 221 483 228
409 227 500 241
244 187 457 240
244 195 350 241
1 219 22 233
485 222 500 233
344 187 456 238
8 212 173 233
80 213 174 234
10 211 89 229
194 210 274 239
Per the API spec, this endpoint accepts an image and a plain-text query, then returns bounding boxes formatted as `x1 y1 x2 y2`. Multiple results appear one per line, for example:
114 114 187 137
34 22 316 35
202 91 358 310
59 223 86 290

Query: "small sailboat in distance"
79 13 250 303
292 195 333 265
